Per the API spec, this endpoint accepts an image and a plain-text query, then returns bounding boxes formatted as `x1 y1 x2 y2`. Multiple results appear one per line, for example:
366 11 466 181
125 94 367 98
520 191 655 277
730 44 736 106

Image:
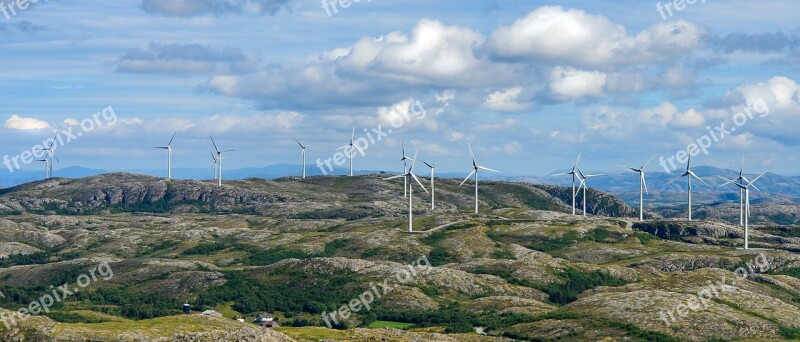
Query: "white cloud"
4 115 50 130
487 6 704 69
669 108 706 129
484 87 527 112
549 67 606 100
144 112 302 134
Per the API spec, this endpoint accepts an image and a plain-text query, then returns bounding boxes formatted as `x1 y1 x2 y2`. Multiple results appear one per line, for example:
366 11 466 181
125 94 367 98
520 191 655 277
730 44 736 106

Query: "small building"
261 317 278 328
254 315 278 328
200 310 223 318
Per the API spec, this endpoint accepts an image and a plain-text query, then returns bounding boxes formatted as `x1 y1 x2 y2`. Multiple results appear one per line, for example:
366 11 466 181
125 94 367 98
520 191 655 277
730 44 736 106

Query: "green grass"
368 320 415 329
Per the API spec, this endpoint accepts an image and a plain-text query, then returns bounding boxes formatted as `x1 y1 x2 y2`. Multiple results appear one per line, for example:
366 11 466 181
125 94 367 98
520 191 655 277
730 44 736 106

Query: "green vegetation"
198 268 363 317
537 268 629 305
367 320 415 329
182 242 227 255
0 252 49 267
242 246 312 265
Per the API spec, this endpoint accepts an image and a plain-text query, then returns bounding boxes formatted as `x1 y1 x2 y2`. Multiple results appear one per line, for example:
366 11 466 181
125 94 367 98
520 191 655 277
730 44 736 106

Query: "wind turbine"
210 137 233 187
576 169 604 217
679 155 708 221
423 160 440 210
386 149 428 232
337 127 364 177
154 132 176 179
36 136 58 179
295 139 310 179
558 152 582 215
459 143 500 214
400 141 414 197
624 154 656 222
36 158 49 179
721 171 768 249
208 152 219 180
734 157 750 226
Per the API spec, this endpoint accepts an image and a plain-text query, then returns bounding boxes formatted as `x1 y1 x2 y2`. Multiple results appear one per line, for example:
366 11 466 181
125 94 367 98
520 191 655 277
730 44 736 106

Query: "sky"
1 0 799 178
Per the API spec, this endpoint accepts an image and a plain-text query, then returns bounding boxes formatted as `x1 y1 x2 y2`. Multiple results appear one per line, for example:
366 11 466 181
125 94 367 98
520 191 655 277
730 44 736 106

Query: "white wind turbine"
576 169 604 217
400 141 413 198
679 155 708 221
734 157 750 226
36 158 49 179
338 127 364 177
386 149 428 232
210 137 234 187
459 143 500 214
423 160 440 210
623 154 657 222
295 139 310 179
208 152 219 180
36 136 58 179
154 132 176 179
557 152 582 215
721 171 768 249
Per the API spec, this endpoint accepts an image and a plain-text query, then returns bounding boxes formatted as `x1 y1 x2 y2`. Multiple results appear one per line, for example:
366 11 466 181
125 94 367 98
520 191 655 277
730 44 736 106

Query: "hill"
0 174 798 341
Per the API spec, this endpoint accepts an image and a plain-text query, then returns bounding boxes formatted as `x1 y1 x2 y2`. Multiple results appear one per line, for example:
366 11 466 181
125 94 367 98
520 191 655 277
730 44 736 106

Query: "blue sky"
1 0 799 177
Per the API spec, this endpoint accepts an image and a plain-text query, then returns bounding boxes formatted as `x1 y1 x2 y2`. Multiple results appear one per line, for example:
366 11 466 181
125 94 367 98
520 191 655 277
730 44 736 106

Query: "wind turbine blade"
750 184 761 192
210 137 220 153
385 175 406 181
749 171 769 185
467 143 476 162
460 170 476 187
401 141 405 157
423 161 434 169
478 166 501 173
641 154 657 170
574 152 582 168
353 144 365 155
642 173 649 194
52 152 60 163
409 149 419 170
411 174 429 194
168 132 176 146
294 138 304 148
351 126 356 141
585 174 605 178
692 172 710 186
577 168 585 180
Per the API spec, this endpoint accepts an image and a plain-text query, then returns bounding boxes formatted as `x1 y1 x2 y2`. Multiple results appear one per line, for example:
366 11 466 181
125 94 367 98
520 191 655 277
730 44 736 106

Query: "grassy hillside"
0 174 798 341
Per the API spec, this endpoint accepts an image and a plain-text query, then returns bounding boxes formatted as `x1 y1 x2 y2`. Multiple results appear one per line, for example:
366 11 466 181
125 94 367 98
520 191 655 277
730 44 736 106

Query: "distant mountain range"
3 165 799 202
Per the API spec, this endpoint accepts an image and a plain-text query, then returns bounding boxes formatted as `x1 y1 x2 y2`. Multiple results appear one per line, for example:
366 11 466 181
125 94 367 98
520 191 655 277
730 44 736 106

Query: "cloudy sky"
1 0 799 176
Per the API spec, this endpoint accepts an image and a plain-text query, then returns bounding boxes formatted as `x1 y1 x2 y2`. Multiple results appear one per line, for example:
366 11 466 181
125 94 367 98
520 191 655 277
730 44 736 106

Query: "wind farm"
2 1 800 341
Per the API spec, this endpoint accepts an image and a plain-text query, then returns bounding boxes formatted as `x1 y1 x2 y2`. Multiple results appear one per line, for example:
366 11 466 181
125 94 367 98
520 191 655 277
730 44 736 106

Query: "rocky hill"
0 174 798 341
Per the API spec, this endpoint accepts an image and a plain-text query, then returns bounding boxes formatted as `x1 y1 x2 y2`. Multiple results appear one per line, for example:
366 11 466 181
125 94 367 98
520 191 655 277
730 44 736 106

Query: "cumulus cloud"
141 0 290 17
5 115 50 130
144 112 302 134
548 67 606 100
484 87 528 112
486 6 705 69
118 43 260 75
